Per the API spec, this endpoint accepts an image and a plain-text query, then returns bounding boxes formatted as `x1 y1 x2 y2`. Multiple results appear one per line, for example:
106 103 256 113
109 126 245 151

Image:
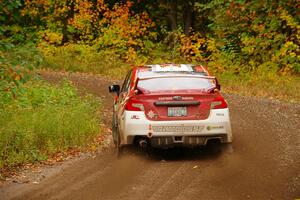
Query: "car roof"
136 64 210 79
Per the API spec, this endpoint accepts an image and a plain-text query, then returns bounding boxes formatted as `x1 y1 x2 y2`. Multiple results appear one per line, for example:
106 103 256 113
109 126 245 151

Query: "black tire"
115 128 123 158
112 120 117 146
111 113 117 144
112 113 123 158
206 139 221 154
221 143 234 154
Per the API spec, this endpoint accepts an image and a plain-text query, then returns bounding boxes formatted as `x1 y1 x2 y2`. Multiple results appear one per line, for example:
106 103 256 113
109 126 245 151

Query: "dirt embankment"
1 70 299 200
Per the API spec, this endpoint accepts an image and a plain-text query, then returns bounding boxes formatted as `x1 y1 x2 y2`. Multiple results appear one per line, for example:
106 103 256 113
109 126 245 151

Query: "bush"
0 44 42 105
38 43 131 79
0 80 101 168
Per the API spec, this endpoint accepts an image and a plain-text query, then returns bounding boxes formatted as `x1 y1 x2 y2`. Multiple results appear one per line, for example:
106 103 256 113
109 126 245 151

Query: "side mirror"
109 85 120 95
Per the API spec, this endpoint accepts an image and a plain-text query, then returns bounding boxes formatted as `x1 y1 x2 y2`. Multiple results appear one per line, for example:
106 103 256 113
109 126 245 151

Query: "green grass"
217 72 300 103
0 79 101 168
39 43 130 79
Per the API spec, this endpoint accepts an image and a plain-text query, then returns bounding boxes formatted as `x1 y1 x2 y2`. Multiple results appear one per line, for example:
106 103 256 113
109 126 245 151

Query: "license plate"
168 107 187 117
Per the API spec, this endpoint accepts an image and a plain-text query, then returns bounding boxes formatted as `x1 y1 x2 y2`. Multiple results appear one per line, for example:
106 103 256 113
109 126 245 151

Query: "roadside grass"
218 72 300 103
38 43 130 79
0 79 101 169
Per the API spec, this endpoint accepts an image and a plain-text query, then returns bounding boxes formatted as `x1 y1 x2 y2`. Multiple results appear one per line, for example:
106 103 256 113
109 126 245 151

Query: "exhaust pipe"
139 139 148 149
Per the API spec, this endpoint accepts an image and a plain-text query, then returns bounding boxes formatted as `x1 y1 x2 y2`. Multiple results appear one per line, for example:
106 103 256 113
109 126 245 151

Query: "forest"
0 0 299 170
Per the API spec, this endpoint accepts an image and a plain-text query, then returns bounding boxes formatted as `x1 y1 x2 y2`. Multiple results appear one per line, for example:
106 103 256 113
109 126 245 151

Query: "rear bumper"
120 108 232 147
150 134 228 148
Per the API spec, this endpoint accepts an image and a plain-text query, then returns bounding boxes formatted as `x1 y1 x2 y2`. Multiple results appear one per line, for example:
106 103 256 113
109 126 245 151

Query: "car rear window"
137 77 214 93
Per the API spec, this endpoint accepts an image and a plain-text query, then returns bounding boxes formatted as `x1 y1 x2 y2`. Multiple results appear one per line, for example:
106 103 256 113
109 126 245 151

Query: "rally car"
109 64 232 155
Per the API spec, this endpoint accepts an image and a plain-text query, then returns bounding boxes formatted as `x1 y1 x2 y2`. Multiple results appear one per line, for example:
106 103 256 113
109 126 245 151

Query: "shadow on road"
120 143 228 162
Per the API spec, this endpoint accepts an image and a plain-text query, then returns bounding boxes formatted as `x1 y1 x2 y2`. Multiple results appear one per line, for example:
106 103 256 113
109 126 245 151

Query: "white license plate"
168 107 187 117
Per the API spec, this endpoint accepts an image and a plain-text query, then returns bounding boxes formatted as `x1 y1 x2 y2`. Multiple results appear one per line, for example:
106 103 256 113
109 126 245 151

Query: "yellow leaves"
279 9 300 41
93 2 156 62
279 9 299 30
252 24 265 33
39 30 63 45
127 38 138 46
124 47 137 62
22 0 51 17
178 33 206 62
270 40 300 75
14 75 21 81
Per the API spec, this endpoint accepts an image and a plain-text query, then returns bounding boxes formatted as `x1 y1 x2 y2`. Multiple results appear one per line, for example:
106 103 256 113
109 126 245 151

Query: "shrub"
0 44 42 105
0 80 101 168
38 43 131 78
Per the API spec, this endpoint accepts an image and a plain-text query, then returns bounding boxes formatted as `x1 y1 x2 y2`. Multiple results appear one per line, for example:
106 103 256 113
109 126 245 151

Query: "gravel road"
1 71 299 200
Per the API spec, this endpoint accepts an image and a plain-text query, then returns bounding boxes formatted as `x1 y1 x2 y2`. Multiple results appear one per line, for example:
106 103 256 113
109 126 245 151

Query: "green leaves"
202 0 300 74
0 44 43 106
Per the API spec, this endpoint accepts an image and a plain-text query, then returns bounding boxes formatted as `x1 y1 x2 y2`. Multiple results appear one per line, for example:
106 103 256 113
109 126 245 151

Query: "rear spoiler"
138 74 216 80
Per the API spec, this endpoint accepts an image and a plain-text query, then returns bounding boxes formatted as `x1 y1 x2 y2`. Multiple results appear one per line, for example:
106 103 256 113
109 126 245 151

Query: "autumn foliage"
19 0 156 62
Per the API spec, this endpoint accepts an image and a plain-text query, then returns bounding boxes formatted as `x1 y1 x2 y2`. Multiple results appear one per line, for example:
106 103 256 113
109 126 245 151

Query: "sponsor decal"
152 125 204 133
147 110 155 119
206 125 224 131
158 97 172 100
152 64 193 72
182 97 194 100
131 115 140 119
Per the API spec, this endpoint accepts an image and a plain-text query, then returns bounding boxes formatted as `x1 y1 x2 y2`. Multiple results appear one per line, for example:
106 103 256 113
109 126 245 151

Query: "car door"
116 70 133 135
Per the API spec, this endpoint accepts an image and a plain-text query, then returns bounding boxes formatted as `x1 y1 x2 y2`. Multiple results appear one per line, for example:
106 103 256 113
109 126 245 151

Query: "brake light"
211 96 228 109
125 98 144 111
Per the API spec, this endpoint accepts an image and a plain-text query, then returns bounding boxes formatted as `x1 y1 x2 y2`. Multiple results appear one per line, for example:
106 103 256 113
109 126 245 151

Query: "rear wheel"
112 120 117 145
115 127 123 158
112 114 123 158
206 139 222 154
222 143 234 154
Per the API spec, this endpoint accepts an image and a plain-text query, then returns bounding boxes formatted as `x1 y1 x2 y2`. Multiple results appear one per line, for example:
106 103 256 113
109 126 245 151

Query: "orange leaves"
97 1 156 62
70 0 107 34
22 0 156 61
14 74 21 81
179 33 206 62
23 0 109 43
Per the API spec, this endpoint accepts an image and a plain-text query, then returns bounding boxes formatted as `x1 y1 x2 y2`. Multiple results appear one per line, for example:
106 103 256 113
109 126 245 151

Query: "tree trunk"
167 0 177 31
183 1 194 35
62 0 75 44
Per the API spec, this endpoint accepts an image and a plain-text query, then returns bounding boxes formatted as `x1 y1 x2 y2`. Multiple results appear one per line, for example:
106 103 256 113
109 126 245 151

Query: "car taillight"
211 96 228 109
125 98 144 111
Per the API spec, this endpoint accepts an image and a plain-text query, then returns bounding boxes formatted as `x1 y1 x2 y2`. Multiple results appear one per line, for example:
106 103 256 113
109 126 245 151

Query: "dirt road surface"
1 71 299 200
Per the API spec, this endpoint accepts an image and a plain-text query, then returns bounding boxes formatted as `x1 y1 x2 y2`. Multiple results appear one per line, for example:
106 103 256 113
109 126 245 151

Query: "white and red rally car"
109 64 232 155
